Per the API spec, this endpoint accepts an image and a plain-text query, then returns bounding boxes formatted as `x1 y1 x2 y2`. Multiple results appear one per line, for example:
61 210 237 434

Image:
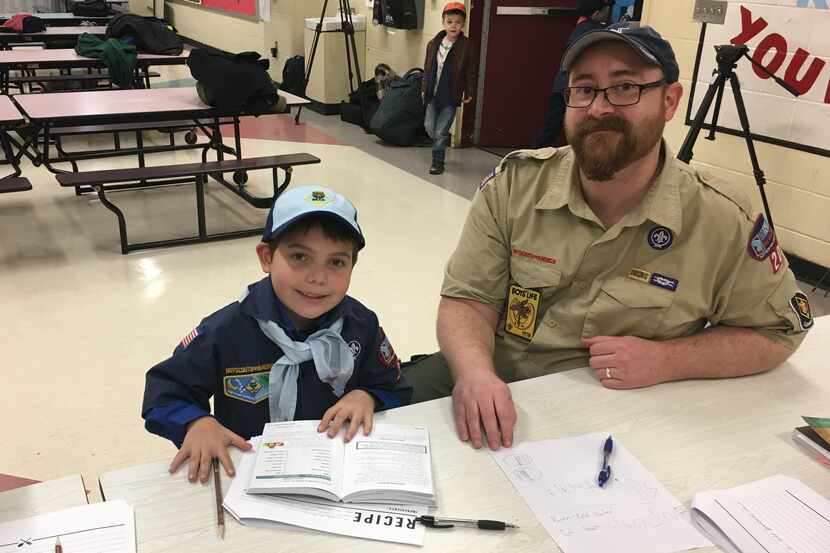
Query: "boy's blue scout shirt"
142 277 412 447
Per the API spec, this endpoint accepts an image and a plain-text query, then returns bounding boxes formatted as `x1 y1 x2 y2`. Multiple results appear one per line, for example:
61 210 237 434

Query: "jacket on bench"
188 48 280 116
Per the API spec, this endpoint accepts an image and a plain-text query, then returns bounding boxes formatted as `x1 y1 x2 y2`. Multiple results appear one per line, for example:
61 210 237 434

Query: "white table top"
0 13 111 19
36 25 107 35
0 48 188 65
0 474 87 523
14 87 309 121
99 316 830 553
0 95 23 123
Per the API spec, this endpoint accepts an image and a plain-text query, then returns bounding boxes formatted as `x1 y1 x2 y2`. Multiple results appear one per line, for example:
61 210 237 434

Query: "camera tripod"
295 0 364 125
677 44 801 232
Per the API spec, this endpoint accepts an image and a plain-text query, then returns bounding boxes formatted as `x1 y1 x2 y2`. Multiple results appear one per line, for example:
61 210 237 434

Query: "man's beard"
566 110 665 181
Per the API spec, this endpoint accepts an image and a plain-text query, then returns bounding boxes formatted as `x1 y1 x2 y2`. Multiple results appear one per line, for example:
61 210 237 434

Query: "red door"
478 1 578 148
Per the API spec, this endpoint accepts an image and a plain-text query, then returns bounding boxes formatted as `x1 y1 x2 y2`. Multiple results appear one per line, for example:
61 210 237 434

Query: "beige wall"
642 0 830 268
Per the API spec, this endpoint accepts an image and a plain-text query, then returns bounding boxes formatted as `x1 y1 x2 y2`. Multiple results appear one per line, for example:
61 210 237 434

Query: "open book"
247 420 435 506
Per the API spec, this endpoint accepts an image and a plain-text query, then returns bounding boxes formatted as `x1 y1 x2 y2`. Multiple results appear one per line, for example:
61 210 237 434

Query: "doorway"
473 1 578 149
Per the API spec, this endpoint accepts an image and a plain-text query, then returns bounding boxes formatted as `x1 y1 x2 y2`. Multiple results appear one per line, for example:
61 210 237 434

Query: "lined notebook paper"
692 474 830 553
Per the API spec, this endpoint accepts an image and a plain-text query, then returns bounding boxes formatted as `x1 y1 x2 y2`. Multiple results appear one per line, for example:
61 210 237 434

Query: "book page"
0 500 135 553
693 475 830 553
249 421 344 497
225 438 427 546
341 424 433 498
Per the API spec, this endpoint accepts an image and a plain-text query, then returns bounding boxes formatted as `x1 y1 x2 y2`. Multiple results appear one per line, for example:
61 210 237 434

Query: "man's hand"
452 370 516 450
170 416 252 483
582 336 668 389
318 389 375 442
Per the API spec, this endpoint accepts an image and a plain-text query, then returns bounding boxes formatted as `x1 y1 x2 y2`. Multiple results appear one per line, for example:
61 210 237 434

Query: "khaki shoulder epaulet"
696 169 753 219
478 147 560 190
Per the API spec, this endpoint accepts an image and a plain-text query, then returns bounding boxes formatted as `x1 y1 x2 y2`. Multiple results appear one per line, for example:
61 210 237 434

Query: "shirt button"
546 318 557 328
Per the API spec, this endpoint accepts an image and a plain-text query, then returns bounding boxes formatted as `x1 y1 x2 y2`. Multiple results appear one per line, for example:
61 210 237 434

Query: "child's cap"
261 185 366 249
442 2 466 16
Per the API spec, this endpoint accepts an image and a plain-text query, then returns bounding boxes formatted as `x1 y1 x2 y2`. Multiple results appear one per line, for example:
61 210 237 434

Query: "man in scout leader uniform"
404 24 814 451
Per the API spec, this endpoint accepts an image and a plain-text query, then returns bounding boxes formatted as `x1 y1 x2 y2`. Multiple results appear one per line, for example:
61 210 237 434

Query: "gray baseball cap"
262 185 365 249
561 23 680 84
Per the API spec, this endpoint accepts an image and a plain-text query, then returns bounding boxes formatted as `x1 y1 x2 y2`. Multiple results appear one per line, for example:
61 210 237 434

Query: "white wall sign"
689 0 830 156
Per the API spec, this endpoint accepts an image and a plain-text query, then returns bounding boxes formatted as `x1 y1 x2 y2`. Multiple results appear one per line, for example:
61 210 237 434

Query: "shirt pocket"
510 256 562 290
584 277 675 339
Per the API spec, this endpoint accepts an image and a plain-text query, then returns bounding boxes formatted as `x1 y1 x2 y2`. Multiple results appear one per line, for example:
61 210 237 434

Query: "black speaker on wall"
373 0 420 30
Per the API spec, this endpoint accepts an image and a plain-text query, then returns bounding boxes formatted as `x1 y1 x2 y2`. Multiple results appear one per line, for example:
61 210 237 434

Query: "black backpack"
189 48 279 116
70 0 112 17
279 55 306 97
105 14 183 55
369 68 425 146
21 16 46 33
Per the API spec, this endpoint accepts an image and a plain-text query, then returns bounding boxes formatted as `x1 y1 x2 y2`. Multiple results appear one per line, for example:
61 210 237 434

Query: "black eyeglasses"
563 79 666 108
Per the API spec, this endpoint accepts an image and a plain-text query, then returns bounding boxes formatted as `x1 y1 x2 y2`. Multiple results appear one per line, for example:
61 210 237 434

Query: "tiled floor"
1 62 828 497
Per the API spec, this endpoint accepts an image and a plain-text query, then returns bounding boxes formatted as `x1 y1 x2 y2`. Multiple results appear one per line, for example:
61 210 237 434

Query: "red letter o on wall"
751 33 788 79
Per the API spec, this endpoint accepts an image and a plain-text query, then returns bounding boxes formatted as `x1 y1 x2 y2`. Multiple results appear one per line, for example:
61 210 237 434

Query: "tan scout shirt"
442 144 811 382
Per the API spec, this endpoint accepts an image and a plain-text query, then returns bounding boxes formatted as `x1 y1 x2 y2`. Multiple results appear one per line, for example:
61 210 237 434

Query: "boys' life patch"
789 292 814 330
647 226 673 250
506 285 540 340
224 372 270 404
747 213 776 261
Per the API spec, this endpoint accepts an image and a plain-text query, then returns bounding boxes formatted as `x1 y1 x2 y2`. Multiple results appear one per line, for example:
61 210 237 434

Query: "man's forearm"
658 326 794 382
436 296 500 379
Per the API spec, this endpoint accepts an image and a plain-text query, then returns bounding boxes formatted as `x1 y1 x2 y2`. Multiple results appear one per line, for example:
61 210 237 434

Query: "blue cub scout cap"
262 185 365 249
561 23 680 84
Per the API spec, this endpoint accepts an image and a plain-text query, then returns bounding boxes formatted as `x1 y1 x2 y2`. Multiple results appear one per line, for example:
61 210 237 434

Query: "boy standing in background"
422 2 477 175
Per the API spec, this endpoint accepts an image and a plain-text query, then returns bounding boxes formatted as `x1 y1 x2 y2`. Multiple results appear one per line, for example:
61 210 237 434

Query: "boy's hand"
170 416 252 483
317 389 375 443
462 94 473 104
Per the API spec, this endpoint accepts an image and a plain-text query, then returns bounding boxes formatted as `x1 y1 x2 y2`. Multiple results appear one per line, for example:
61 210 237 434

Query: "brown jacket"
422 31 477 106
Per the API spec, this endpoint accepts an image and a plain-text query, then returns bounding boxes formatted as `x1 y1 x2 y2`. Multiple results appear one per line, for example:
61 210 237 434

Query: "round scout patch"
647 226 673 250
348 340 362 359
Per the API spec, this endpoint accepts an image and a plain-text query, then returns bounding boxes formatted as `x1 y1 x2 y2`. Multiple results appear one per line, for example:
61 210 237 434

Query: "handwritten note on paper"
692 475 830 553
0 500 135 553
490 433 711 553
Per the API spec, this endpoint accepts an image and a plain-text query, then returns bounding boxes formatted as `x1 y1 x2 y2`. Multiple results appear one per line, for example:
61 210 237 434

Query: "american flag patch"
180 328 199 349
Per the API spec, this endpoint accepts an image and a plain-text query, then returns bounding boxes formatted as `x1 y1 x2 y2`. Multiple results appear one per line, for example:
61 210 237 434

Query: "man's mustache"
575 117 629 137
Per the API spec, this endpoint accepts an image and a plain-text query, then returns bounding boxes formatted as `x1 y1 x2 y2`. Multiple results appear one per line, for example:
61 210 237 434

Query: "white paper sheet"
692 474 830 553
490 432 711 553
0 500 135 553
224 437 428 546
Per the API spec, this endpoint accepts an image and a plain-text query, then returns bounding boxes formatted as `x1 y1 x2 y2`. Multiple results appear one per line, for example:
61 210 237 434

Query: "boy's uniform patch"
769 242 783 273
224 372 270 404
180 328 199 349
348 340 362 359
506 285 540 340
378 334 399 368
747 214 776 261
627 268 679 292
789 292 814 330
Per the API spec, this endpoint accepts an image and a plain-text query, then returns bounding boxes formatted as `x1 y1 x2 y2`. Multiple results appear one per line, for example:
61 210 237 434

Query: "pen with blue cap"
597 435 613 488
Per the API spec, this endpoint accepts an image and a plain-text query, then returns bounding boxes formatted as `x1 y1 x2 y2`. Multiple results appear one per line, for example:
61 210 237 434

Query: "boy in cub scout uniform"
143 186 411 483
405 24 813 451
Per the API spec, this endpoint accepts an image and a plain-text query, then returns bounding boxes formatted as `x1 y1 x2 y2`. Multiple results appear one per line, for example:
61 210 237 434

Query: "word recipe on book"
247 420 436 506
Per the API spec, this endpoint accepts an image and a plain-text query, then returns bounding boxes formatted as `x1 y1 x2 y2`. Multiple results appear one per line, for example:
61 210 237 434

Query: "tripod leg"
296 0 329 124
728 73 774 232
677 72 729 163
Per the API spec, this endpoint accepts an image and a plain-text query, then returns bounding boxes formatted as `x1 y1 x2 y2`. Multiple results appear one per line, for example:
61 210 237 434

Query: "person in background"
422 1 477 175
531 0 614 149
